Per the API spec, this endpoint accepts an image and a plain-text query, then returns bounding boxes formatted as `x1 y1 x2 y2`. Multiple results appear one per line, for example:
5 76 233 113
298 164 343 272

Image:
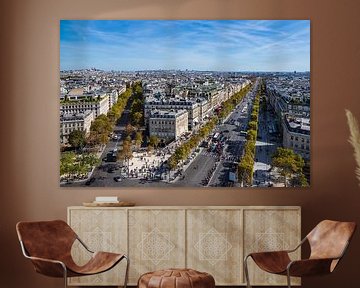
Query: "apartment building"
60 94 110 118
145 98 200 129
148 110 188 140
282 115 310 160
60 110 94 144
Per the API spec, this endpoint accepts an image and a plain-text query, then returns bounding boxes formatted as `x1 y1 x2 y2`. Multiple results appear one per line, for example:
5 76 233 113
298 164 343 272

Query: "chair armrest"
287 258 335 277
76 236 94 253
246 237 306 258
247 250 290 258
25 255 67 278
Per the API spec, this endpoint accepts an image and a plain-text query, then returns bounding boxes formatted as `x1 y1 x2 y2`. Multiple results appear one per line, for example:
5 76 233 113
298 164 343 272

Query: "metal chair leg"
286 269 292 288
62 264 68 288
123 255 130 288
244 255 252 288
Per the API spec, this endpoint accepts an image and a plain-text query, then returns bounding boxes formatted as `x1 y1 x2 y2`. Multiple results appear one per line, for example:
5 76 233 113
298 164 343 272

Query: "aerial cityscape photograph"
60 20 310 188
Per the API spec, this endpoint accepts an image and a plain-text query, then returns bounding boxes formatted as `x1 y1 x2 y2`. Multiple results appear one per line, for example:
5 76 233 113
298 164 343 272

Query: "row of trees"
167 117 218 170
237 81 308 187
88 87 133 146
256 82 308 187
217 85 252 120
130 82 144 127
238 87 261 186
116 82 145 165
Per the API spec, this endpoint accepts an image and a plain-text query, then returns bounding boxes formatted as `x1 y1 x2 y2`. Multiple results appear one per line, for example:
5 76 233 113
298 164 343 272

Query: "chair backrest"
16 220 77 261
307 220 356 261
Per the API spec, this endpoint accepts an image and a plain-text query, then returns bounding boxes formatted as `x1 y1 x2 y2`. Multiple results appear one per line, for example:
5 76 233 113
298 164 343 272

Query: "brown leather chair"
16 220 129 288
244 220 356 288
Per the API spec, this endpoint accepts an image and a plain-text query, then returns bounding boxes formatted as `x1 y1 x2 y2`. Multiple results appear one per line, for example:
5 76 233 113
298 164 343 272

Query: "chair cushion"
138 268 215 288
67 252 124 276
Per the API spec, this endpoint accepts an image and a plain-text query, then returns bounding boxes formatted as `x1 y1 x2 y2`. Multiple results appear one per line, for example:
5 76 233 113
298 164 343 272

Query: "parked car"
107 167 115 173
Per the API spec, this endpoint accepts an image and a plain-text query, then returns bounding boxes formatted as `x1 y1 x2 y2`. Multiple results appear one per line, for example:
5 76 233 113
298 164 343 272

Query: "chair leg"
62 265 68 288
286 270 291 288
123 255 130 288
244 255 252 288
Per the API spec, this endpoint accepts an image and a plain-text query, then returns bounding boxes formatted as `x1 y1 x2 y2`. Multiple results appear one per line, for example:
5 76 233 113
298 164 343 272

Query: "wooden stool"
138 268 215 288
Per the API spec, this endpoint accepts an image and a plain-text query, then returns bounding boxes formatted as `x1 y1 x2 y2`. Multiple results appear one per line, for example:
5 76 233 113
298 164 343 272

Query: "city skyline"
60 20 310 72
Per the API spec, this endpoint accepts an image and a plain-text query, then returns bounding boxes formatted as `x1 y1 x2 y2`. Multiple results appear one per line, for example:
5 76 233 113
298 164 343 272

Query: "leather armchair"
16 220 129 288
244 220 356 288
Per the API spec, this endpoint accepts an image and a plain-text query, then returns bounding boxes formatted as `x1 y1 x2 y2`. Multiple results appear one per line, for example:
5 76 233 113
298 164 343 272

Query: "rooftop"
149 109 188 119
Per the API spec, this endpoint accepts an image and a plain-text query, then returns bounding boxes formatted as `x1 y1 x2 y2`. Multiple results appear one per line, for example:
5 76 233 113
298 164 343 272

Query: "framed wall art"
59 20 310 188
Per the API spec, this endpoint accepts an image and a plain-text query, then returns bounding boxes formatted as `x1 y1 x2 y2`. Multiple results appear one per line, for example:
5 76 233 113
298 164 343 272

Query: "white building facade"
282 116 310 160
60 110 94 144
60 95 110 118
149 110 188 140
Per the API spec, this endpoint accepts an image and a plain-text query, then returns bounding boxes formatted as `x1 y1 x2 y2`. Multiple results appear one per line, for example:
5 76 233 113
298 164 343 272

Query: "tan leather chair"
16 220 129 288
244 220 356 288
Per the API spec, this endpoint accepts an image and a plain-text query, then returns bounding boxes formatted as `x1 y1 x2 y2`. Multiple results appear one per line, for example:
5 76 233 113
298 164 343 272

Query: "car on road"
107 167 115 173
240 131 248 136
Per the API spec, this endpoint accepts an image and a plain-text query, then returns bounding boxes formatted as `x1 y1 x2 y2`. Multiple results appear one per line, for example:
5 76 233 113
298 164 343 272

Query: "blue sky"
60 20 310 72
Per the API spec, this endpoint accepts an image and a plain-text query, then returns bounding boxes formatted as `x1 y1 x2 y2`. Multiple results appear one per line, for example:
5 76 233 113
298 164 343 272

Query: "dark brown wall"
1 0 360 287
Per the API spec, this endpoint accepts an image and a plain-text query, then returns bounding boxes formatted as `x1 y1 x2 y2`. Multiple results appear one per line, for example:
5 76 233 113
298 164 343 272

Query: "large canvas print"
60 20 310 188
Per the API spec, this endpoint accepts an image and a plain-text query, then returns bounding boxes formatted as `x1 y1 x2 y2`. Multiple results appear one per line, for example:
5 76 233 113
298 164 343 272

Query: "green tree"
238 154 254 186
81 153 99 168
168 156 178 170
68 130 86 150
251 112 258 122
271 148 305 187
90 114 112 144
133 82 143 97
107 110 117 124
248 121 257 131
149 135 160 148
147 145 154 154
246 129 257 141
132 111 143 126
60 151 76 176
131 99 143 112
125 123 134 137
135 131 143 149
117 140 133 175
118 141 133 161
290 173 309 187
